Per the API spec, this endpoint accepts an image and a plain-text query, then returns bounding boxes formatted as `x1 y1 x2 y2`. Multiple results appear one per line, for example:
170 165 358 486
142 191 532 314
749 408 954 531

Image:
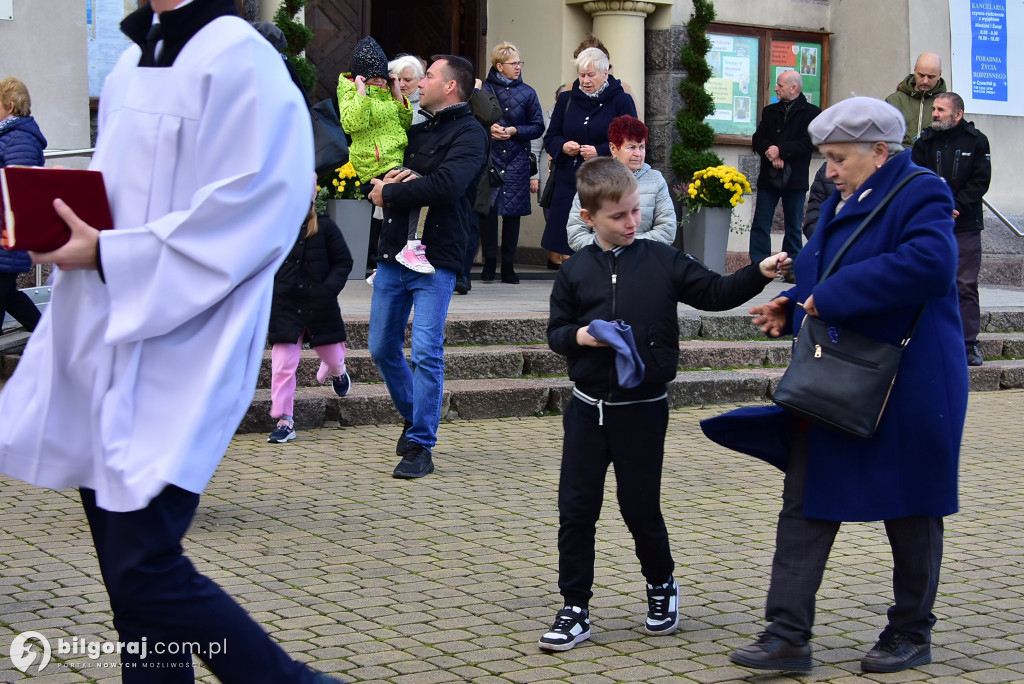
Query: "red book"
0 166 114 252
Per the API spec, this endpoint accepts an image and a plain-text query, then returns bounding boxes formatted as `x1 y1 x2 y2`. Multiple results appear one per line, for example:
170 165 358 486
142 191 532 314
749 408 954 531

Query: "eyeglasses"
501 61 525 67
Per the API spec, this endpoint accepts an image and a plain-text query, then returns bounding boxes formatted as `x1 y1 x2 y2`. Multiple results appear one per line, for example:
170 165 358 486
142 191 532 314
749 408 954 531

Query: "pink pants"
270 337 347 420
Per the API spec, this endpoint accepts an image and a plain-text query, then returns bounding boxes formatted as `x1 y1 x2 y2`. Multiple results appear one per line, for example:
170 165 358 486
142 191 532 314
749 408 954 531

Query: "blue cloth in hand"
587 319 646 388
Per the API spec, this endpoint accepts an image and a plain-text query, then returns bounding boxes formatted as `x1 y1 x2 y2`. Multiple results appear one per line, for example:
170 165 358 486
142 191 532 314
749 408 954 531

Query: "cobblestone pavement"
1 391 1023 683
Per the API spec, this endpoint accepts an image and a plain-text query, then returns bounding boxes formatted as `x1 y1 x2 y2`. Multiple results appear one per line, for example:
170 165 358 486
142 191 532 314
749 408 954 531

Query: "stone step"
239 359 1024 434
255 333 1022 388
289 310 1024 349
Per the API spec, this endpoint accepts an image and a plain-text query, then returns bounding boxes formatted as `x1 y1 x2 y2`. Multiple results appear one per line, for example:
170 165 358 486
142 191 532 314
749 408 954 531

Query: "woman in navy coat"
0 77 45 332
480 42 543 284
541 47 635 267
706 98 967 676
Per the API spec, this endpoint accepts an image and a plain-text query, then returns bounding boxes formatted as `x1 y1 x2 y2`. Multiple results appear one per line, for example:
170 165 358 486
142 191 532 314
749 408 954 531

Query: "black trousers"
557 396 674 607
764 431 943 645
0 271 41 332
81 486 313 683
480 205 520 265
956 230 982 347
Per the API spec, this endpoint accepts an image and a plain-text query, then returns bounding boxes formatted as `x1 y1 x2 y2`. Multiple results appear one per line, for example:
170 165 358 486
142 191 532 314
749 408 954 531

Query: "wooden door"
306 0 485 104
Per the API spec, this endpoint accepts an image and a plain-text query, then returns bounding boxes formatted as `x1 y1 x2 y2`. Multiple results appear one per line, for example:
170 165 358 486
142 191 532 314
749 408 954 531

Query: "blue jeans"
368 261 456 450
749 187 806 264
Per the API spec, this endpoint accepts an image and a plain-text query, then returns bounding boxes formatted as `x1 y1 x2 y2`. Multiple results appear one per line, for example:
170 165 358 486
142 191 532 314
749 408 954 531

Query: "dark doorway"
306 0 485 104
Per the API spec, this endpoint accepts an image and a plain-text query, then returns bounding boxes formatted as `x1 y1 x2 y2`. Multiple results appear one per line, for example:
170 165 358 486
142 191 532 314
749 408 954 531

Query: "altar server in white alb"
0 1 343 682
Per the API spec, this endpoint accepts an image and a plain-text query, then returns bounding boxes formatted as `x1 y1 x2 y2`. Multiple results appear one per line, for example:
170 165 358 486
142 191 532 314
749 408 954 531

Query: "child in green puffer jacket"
338 36 432 276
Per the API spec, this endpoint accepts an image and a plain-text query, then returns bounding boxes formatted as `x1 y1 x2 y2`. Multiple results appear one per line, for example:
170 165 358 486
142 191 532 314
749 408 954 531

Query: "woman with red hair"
566 115 676 251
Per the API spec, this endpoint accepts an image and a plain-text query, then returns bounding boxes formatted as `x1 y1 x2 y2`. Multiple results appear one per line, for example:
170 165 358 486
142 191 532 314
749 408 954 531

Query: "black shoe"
500 265 519 284
454 276 471 295
861 627 931 673
967 345 984 366
546 260 561 271
480 258 497 282
729 632 813 671
395 419 414 455
393 443 434 478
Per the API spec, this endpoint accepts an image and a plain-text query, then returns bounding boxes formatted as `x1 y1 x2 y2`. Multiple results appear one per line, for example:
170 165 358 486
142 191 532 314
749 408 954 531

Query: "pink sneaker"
396 242 435 274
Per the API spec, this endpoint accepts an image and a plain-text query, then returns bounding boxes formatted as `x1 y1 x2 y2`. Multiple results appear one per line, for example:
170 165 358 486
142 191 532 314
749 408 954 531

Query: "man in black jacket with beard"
750 70 820 270
367 55 488 479
912 92 991 367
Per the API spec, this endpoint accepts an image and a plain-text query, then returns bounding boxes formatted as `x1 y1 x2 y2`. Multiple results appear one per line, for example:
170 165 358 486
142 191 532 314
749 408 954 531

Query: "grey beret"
808 96 906 145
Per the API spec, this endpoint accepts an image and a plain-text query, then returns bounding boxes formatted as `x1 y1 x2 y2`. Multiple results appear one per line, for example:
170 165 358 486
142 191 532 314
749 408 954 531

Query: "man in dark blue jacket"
367 55 488 479
912 92 991 366
750 70 820 269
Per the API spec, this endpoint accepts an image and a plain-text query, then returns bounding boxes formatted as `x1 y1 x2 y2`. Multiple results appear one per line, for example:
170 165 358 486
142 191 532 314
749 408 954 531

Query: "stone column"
566 0 671 120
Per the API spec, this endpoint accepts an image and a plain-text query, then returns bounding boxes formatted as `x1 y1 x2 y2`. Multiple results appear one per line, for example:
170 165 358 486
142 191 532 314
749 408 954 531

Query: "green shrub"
273 0 316 94
671 0 723 182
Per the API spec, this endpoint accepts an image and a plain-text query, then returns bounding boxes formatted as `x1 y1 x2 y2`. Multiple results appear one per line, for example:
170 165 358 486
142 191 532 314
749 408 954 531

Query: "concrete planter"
327 199 373 279
683 206 732 274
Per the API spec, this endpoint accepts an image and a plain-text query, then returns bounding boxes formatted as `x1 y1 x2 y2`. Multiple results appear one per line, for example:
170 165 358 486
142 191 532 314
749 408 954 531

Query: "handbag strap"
816 168 931 346
819 169 929 282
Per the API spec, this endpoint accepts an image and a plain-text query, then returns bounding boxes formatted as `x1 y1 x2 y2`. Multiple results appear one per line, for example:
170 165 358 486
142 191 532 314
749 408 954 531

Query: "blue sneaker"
267 422 295 443
330 371 351 397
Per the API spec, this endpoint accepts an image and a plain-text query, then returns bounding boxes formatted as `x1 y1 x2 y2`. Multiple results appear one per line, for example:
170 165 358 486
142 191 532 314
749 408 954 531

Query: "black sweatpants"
557 396 674 607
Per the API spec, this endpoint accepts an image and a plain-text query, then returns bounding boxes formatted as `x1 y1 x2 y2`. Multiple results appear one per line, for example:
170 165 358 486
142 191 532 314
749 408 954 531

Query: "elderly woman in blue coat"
541 47 636 268
481 42 544 284
0 77 44 333
705 97 967 675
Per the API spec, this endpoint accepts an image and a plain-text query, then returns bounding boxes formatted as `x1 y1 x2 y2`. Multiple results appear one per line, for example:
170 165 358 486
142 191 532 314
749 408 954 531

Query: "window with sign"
703 25 830 144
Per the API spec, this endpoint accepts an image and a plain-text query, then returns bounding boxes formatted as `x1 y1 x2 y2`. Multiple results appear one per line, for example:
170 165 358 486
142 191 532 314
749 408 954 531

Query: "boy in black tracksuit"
539 157 789 651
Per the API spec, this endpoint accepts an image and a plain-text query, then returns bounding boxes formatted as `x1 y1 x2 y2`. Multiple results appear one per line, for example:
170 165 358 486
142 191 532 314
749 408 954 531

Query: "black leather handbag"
538 171 555 208
311 99 349 176
772 170 928 439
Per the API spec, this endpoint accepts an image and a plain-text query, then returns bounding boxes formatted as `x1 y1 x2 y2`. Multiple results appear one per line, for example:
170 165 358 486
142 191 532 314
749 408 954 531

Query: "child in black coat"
267 205 354 443
539 157 789 651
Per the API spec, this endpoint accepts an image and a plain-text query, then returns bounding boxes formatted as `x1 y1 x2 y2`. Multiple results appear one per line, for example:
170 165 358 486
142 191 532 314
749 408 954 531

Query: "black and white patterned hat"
351 36 389 81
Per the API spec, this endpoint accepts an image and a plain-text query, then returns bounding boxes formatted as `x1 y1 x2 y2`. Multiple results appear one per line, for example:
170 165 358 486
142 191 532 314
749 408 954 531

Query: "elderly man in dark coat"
705 97 967 676
749 69 820 268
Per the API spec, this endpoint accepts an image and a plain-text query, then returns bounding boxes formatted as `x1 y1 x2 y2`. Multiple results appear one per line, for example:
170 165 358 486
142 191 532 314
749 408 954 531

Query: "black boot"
501 262 519 284
480 258 497 282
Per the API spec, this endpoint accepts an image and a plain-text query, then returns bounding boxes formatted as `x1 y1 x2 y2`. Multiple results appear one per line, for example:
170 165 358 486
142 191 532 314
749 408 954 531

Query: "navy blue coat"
0 116 46 274
702 152 967 522
482 68 544 217
541 77 636 254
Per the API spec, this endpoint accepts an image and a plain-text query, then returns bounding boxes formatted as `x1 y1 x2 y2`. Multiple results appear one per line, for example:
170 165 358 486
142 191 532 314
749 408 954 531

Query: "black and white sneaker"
538 606 591 651
644 577 679 635
267 422 295 443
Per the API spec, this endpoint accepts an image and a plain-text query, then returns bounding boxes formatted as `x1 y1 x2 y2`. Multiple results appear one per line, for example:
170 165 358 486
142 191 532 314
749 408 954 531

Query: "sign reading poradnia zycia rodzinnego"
949 0 1023 116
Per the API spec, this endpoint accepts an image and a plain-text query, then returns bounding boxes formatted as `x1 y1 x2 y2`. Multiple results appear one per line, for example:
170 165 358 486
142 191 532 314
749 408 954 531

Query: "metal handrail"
42 148 95 160
984 198 1024 237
